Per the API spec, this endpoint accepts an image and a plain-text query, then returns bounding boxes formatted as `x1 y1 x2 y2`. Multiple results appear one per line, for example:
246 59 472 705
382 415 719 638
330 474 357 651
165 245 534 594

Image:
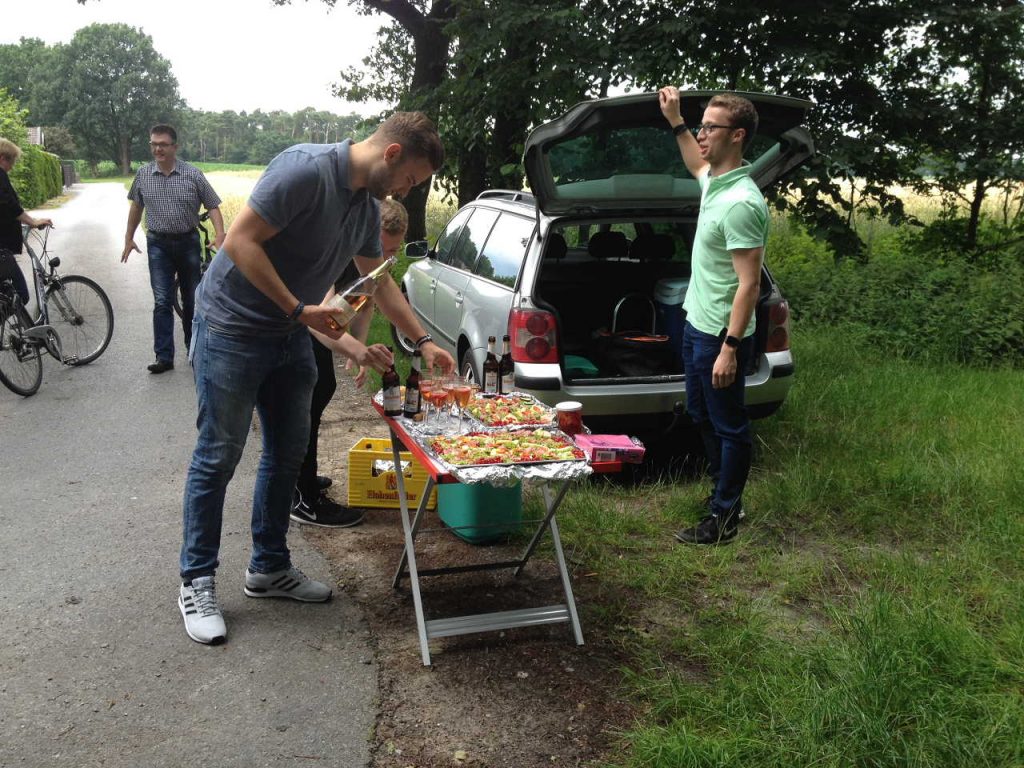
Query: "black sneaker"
290 489 364 528
674 513 738 545
147 359 173 374
316 475 333 491
704 494 745 521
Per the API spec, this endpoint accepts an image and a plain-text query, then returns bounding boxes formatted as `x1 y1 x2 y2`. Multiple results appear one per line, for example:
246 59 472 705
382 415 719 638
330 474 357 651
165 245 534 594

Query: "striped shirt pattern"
128 160 222 235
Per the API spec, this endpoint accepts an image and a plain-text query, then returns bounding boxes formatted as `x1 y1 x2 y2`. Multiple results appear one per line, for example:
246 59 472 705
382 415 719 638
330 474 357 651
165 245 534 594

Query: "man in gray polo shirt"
177 112 454 645
122 124 225 374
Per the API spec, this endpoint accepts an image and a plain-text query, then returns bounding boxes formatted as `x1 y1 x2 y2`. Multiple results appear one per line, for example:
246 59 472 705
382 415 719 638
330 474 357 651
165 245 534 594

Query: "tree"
899 0 1024 249
0 38 58 123
0 88 29 146
37 24 181 173
42 126 76 158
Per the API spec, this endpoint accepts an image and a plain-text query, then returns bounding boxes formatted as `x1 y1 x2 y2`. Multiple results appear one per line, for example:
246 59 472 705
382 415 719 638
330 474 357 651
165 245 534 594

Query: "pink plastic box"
573 434 646 464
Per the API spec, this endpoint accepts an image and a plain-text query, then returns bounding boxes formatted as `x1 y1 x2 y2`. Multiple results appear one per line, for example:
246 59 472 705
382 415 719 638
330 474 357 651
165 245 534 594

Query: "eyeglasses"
694 123 736 136
149 141 175 149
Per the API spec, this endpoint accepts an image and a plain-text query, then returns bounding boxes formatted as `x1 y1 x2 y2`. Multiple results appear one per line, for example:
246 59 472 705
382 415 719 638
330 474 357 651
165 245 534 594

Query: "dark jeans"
297 334 337 498
682 321 755 518
146 231 200 363
180 315 317 580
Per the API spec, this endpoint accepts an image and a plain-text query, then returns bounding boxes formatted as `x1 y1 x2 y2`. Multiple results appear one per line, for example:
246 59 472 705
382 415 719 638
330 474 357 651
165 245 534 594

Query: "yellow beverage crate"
347 437 437 510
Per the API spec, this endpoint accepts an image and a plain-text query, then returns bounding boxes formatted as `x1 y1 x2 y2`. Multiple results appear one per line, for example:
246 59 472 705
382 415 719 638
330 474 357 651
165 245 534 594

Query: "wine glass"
450 375 476 433
419 377 435 425
428 376 450 431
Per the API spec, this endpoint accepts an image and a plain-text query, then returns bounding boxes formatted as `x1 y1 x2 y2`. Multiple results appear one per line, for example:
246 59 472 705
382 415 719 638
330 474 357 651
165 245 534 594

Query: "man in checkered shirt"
122 124 226 374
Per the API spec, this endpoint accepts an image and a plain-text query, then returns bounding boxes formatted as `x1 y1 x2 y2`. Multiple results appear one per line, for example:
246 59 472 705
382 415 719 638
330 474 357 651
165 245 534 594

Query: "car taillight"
509 308 559 364
765 299 791 353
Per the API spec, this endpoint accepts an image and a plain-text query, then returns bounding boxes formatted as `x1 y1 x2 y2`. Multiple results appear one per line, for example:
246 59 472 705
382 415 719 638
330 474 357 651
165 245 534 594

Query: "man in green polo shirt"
659 87 768 545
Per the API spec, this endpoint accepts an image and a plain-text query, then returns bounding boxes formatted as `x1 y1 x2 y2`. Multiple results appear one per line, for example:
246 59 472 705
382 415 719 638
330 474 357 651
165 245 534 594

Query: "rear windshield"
547 125 782 202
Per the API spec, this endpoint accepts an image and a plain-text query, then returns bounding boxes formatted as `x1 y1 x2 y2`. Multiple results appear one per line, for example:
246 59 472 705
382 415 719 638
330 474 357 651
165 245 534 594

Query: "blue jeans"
146 232 201 363
682 321 755 518
180 315 317 581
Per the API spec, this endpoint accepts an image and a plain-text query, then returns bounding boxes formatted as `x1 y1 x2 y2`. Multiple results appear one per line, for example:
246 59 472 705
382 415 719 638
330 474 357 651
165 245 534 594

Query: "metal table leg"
388 429 432 666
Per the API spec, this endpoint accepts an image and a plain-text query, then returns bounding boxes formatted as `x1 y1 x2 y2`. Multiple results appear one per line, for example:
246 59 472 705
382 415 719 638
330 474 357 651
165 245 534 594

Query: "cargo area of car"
535 220 766 384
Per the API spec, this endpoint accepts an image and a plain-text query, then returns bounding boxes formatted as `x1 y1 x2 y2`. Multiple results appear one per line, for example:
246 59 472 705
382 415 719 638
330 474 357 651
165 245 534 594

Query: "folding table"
371 402 621 666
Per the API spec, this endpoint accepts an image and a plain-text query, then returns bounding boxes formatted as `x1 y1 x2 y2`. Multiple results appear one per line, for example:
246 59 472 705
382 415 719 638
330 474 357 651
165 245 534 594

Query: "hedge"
11 145 63 209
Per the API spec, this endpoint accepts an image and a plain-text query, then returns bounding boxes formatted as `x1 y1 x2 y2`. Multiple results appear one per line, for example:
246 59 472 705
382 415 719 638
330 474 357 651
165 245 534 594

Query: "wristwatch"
672 122 689 136
723 334 741 349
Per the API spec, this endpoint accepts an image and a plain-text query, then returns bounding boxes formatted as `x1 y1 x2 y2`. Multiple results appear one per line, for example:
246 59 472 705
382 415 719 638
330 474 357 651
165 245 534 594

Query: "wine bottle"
403 349 422 419
382 346 403 417
325 256 395 331
499 334 514 394
483 335 499 395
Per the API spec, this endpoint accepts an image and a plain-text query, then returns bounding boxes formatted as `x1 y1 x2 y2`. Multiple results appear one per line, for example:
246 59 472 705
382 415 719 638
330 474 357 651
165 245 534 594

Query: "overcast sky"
4 0 389 115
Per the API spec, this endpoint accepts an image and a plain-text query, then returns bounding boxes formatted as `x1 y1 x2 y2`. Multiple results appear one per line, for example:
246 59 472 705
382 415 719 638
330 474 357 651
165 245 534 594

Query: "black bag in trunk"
592 293 676 376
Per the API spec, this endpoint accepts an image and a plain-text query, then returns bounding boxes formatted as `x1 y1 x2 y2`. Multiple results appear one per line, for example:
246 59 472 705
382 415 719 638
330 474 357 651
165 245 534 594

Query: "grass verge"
545 324 1023 767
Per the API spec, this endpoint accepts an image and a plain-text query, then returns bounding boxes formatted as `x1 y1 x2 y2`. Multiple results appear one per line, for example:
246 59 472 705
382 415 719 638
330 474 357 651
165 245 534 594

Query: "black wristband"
672 122 689 136
414 334 433 349
724 334 741 349
289 301 305 321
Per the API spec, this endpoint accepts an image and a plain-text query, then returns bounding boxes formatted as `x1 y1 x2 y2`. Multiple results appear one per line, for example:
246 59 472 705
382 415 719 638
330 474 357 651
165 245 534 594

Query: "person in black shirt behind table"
121 124 225 374
0 138 53 304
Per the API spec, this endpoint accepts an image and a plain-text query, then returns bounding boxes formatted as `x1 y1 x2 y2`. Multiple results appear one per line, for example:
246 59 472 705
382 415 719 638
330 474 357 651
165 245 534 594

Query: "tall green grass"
549 325 1023 768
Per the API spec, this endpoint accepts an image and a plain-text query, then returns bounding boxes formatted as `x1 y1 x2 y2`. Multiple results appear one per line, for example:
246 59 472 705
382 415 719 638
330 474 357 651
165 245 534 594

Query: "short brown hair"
378 198 409 237
375 112 444 170
0 138 23 163
708 94 759 151
150 124 178 143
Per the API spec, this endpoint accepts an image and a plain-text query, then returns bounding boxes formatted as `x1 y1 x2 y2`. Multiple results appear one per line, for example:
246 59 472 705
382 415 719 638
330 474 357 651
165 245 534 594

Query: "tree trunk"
966 176 987 252
119 136 131 175
367 0 455 240
399 181 431 242
457 143 488 207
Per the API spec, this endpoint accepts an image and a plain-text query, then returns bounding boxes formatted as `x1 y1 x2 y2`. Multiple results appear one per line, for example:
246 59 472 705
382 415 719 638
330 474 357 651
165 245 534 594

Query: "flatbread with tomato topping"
430 429 584 466
464 395 555 427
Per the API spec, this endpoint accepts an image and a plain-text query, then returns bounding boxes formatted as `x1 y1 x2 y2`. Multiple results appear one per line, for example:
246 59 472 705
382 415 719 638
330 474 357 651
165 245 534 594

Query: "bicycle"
172 210 217 319
0 225 114 396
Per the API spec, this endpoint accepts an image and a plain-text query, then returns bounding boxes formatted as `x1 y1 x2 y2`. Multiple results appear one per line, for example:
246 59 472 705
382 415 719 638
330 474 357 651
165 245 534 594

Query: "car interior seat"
587 230 629 261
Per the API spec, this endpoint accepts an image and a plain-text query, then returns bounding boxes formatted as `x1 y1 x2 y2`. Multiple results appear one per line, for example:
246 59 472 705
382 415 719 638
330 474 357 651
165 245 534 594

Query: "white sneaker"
179 576 227 645
243 566 332 602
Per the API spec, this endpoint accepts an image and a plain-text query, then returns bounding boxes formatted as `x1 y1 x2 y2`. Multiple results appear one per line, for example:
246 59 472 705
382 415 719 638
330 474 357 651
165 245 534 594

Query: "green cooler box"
437 481 523 544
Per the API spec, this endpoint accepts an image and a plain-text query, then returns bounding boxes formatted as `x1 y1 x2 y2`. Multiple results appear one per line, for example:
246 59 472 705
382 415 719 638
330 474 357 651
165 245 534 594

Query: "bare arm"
207 207 226 249
221 204 345 339
352 254 455 373
121 201 143 263
658 86 707 179
712 246 763 389
17 212 52 229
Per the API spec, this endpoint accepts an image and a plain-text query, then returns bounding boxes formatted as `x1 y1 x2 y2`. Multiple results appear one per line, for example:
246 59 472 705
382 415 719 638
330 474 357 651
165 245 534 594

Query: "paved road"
0 183 376 767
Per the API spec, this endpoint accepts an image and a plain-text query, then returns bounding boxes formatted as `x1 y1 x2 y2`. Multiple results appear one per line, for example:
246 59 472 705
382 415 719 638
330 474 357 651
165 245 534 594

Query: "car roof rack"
476 189 537 206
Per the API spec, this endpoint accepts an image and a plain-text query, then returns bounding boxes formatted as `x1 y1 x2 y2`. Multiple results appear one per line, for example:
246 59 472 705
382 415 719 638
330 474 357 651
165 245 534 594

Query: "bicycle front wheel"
45 275 114 365
0 306 43 396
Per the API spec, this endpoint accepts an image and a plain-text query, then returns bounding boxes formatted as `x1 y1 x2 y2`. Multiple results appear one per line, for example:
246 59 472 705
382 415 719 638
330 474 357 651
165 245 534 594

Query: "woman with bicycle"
0 138 53 304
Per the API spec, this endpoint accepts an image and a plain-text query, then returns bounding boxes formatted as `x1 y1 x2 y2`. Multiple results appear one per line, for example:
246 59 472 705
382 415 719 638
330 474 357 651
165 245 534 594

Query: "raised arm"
658 86 708 179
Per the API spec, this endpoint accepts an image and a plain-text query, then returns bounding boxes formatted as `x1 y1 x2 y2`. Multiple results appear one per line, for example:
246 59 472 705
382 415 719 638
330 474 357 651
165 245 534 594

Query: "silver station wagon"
393 90 814 435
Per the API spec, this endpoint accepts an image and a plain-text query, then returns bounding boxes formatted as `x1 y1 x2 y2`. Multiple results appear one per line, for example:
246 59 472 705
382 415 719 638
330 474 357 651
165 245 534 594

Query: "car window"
446 208 499 272
475 214 534 288
434 208 473 264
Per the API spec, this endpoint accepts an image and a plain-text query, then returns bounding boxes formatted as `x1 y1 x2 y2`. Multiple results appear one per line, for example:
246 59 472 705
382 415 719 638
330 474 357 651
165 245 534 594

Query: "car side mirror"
404 240 429 259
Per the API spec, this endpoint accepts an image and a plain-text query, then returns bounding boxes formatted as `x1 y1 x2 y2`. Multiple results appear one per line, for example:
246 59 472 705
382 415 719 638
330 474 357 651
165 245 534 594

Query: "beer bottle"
483 335 499 395
403 349 422 419
382 346 403 416
499 334 514 394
